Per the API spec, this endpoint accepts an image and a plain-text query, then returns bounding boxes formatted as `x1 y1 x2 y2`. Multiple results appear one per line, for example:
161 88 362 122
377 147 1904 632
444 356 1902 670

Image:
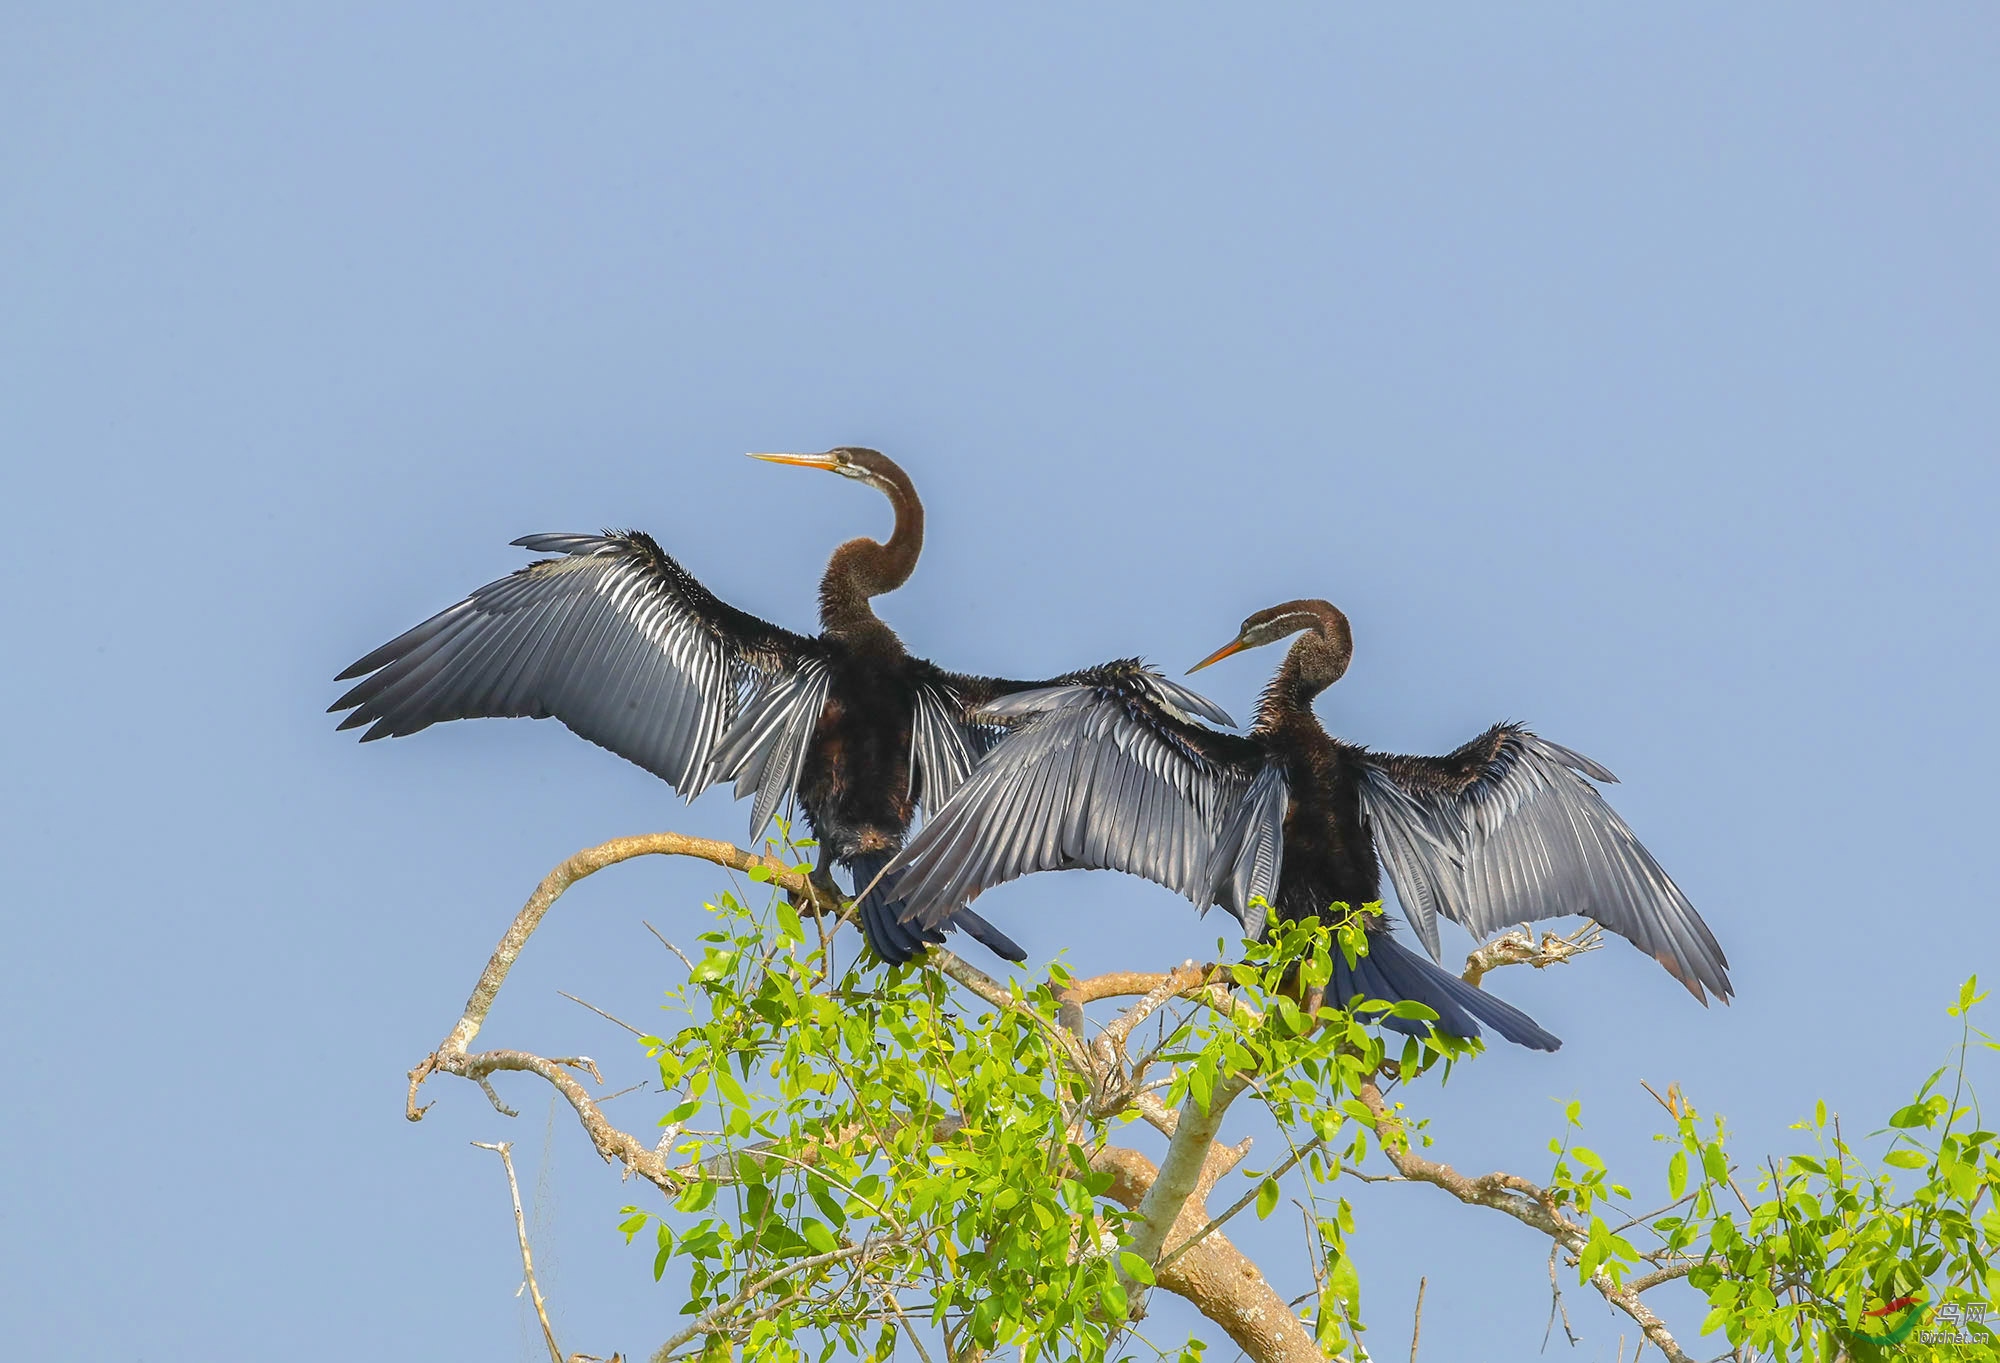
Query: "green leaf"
1255 1177 1281 1220
1882 1149 1929 1169
1118 1251 1155 1286
806 1179 847 1228
689 950 737 984
1326 1251 1361 1310
1950 974 1983 1016
1099 1275 1129 1318
1667 1150 1688 1201
1888 1101 1938 1129
775 899 805 942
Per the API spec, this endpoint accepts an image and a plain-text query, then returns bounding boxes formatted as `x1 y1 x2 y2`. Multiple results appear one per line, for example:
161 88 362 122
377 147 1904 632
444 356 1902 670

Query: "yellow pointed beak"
1187 637 1250 674
746 450 841 470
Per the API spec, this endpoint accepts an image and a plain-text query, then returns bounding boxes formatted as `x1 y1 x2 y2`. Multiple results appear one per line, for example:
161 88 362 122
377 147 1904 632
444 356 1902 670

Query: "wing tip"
1657 950 1735 1007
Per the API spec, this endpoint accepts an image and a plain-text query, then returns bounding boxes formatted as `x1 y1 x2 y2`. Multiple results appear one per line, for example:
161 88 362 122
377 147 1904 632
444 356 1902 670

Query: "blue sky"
3 6 1995 1360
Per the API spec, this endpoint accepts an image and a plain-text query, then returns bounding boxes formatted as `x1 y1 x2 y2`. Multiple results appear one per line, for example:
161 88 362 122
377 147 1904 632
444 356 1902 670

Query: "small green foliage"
628 849 1149 1360
1667 979 2000 1360
613 848 1995 1361
623 887 1471 1359
1508 991 2000 1360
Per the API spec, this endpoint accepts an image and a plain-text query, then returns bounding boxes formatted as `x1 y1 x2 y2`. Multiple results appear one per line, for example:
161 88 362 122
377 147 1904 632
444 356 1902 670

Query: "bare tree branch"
641 920 695 972
1355 1079 1696 1363
559 991 645 1037
405 832 841 1190
1460 923 1604 987
1409 1275 1426 1362
431 830 834 1067
473 1140 565 1363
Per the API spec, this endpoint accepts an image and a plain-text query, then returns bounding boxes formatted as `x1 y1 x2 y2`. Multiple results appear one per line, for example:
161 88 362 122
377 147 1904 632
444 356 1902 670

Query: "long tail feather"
850 852 1028 965
851 852 938 964
1333 928 1561 1052
948 905 1028 963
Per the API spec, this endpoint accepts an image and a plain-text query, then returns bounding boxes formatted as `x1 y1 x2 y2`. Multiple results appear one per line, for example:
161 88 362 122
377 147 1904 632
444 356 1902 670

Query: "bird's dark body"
1268 727 1383 926
795 634 921 864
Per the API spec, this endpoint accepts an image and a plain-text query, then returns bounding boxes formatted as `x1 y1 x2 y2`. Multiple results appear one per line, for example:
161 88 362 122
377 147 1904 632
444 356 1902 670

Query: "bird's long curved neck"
1254 616 1351 732
1256 648 1327 731
818 469 923 640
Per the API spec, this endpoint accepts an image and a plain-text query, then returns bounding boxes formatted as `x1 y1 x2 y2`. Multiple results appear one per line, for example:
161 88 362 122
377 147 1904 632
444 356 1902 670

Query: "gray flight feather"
884 681 1268 931
331 531 812 798
1356 725 1732 1003
1137 674 1238 728
910 681 984 813
1354 766 1462 959
1200 760 1289 938
707 658 835 844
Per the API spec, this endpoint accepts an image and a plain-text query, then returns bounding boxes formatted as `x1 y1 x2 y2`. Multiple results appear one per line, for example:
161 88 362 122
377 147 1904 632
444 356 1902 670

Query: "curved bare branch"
1355 1080 1695 1363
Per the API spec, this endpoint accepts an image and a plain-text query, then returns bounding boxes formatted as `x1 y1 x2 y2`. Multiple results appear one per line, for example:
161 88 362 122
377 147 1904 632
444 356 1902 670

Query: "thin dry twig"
1544 1244 1579 1350
473 1140 564 1363
878 1287 937 1363
642 920 695 972
558 991 645 1037
1641 1080 1689 1121
1410 1275 1427 1362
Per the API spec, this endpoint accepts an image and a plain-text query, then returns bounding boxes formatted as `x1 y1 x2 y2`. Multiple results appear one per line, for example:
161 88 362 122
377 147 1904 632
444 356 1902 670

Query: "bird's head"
749 447 924 617
1188 599 1351 675
748 446 901 494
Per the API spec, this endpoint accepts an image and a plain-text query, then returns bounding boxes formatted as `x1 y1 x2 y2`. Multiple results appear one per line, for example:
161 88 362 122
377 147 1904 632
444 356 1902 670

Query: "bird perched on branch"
330 447 1231 964
885 599 1733 1051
